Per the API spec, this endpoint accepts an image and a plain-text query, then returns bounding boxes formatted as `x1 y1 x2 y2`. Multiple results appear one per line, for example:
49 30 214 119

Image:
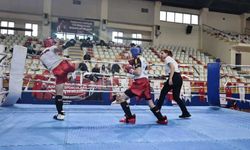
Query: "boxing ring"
0 46 250 149
0 105 250 150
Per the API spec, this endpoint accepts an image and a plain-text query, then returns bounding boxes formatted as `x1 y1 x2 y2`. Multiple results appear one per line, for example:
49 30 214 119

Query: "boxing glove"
124 64 134 74
128 59 134 66
83 72 99 82
62 39 76 50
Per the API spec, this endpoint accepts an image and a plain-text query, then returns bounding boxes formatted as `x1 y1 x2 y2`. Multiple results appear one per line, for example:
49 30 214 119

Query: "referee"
157 49 191 118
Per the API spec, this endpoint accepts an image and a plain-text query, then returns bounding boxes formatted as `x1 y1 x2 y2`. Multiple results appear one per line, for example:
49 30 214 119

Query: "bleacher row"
0 34 250 86
0 34 43 52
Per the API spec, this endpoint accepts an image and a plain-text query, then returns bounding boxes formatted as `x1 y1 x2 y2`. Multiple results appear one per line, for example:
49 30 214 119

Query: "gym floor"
0 105 250 150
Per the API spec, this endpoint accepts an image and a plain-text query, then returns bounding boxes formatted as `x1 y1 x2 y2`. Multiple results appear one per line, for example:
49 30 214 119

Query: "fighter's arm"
51 39 76 52
132 67 141 76
124 58 142 76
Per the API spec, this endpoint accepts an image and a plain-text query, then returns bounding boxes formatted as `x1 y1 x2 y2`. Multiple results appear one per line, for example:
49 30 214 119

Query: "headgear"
43 37 56 48
130 47 141 58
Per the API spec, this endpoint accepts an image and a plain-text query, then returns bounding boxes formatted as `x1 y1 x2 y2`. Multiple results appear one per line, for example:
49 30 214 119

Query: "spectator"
100 64 108 74
83 52 91 61
107 63 112 73
86 37 93 48
80 37 93 49
78 61 89 72
80 39 87 50
130 43 136 47
97 40 108 47
27 43 36 55
111 61 121 74
92 64 100 73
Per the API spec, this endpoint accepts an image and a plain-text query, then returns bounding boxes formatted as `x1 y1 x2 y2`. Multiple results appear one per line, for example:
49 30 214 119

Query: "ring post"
2 45 27 106
207 62 221 106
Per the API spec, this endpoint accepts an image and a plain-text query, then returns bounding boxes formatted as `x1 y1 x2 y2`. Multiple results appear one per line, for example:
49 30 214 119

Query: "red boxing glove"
124 65 134 74
128 59 134 66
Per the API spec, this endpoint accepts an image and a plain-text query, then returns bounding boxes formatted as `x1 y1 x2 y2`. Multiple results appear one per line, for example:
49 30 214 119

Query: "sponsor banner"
57 18 94 34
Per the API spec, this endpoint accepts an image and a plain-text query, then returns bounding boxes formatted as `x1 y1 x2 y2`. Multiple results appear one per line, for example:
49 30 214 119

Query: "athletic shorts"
52 60 75 84
125 77 151 100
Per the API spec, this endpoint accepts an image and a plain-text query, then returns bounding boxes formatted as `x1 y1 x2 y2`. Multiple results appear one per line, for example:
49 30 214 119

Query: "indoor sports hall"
0 0 250 150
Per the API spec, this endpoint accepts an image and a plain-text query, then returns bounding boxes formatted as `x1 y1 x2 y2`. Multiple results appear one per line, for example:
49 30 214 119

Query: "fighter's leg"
53 83 65 121
148 99 168 124
144 81 167 124
114 90 136 124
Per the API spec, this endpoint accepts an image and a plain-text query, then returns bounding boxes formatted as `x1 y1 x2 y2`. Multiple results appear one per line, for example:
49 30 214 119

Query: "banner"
57 18 94 34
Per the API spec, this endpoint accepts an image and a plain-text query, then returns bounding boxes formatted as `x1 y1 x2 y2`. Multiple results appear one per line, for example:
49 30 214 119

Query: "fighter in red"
112 47 168 124
40 38 76 120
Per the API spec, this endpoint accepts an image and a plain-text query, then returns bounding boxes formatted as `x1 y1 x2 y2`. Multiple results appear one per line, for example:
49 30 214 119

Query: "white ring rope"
221 64 250 67
23 78 207 90
225 85 250 88
71 59 197 67
220 96 250 103
23 89 206 97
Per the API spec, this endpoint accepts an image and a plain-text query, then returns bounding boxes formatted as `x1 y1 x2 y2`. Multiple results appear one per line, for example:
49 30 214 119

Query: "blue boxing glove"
62 39 76 50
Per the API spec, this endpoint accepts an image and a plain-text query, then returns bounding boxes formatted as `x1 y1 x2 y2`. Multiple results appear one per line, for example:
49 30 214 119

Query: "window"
1 21 8 34
167 12 175 22
77 34 85 40
161 11 199 25
191 15 198 25
183 14 191 24
55 33 93 40
112 31 123 43
66 33 75 40
25 23 38 36
56 32 64 39
175 13 183 23
76 34 93 40
132 33 142 45
32 24 38 36
160 11 166 21
1 21 15 35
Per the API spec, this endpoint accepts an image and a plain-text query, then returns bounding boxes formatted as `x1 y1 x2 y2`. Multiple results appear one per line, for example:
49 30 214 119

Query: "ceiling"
146 0 250 15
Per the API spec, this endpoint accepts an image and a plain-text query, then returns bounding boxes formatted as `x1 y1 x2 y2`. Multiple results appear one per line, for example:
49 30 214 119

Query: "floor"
0 104 250 150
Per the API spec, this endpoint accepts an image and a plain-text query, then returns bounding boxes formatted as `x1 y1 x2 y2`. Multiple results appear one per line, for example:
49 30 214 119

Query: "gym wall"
108 0 154 25
206 11 241 33
0 0 43 15
51 0 101 20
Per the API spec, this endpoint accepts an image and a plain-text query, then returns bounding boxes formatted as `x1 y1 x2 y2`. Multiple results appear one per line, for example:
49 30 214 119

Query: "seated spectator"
92 64 100 73
130 43 136 47
80 37 93 49
86 37 93 48
111 61 121 74
80 39 88 50
107 63 112 73
27 43 36 55
97 40 108 47
83 52 91 61
100 64 108 74
78 61 89 72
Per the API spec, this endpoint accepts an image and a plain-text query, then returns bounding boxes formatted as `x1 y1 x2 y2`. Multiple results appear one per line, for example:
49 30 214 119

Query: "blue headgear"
130 47 141 58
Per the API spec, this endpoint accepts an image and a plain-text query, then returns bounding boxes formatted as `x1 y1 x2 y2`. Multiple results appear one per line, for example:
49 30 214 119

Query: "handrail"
203 24 249 37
